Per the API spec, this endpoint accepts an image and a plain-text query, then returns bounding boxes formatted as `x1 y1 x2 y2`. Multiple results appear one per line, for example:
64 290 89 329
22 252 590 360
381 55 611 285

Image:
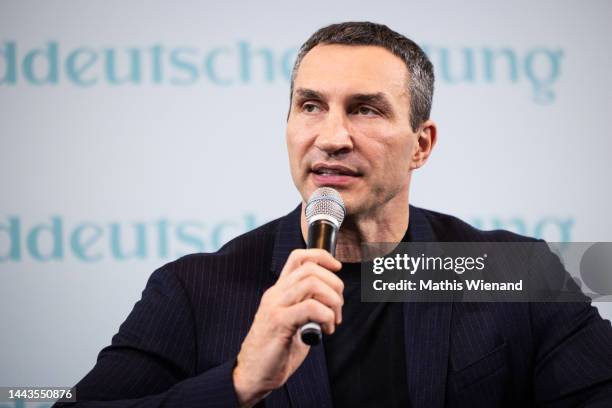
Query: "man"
56 22 612 407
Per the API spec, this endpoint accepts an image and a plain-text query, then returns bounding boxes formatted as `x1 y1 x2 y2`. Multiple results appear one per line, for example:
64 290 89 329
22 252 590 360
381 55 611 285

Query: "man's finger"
279 248 341 278
279 274 343 324
278 261 344 298
282 298 337 335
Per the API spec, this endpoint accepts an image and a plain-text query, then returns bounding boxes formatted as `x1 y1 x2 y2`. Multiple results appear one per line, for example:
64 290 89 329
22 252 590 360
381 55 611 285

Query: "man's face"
287 44 423 217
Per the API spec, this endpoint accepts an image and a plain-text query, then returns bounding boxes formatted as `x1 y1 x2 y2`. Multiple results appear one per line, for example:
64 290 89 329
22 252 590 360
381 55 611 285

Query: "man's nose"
314 109 353 156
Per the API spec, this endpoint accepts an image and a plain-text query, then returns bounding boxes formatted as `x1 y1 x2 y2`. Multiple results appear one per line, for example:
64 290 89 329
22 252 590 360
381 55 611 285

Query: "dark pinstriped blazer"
56 205 612 407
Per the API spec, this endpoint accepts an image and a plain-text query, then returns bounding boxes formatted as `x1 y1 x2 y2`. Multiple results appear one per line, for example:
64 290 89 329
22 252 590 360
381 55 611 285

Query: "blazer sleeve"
529 242 612 407
53 265 239 408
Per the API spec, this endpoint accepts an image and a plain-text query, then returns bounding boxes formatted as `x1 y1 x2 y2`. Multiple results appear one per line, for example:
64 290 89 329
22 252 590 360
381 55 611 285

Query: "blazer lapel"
404 206 453 408
285 345 334 408
403 302 452 407
271 206 334 407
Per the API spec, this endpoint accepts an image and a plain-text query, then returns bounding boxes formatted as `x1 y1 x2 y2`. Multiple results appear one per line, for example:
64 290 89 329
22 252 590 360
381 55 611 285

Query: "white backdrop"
1 0 611 395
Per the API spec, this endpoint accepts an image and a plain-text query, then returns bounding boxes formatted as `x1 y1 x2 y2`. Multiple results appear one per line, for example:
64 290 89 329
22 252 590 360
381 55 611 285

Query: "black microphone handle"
299 219 338 346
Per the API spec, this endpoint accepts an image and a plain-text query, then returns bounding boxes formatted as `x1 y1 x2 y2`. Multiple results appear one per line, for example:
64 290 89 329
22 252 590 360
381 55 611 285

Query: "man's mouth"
310 163 361 186
311 163 360 177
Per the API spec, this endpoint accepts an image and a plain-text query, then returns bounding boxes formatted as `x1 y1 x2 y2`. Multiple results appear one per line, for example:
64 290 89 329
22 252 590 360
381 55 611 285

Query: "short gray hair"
290 21 434 131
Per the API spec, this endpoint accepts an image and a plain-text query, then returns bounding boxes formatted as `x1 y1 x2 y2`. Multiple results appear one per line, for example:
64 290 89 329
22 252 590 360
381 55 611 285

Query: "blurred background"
1 0 611 403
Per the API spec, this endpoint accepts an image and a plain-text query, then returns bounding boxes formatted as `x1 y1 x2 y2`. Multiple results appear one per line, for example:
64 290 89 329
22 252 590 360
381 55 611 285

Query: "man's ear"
410 119 437 170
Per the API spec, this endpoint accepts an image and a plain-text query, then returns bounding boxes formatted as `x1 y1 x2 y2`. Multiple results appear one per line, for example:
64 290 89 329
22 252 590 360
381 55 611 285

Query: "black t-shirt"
323 235 410 407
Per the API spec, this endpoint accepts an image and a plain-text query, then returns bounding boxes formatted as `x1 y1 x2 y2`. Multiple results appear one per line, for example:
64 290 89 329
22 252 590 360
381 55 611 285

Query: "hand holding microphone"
300 187 345 345
233 188 345 407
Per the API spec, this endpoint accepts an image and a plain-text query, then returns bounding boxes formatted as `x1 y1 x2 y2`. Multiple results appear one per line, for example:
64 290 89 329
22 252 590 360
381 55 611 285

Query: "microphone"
299 187 346 346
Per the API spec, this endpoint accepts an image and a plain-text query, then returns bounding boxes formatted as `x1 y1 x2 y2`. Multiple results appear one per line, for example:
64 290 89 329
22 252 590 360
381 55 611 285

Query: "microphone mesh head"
305 187 346 227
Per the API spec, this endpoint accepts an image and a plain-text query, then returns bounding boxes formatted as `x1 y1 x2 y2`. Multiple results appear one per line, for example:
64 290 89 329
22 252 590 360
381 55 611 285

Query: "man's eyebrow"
350 93 393 111
294 88 324 101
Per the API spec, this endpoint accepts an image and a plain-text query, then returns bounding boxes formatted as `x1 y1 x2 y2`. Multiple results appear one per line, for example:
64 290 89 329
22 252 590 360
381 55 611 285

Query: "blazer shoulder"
417 206 539 243
156 214 283 278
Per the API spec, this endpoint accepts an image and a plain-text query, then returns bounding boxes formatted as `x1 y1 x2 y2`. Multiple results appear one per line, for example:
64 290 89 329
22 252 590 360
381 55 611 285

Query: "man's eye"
354 105 378 116
303 103 321 113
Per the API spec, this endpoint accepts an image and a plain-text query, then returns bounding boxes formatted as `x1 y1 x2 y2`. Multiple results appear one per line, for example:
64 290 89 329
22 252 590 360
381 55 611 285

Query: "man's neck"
300 193 409 263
